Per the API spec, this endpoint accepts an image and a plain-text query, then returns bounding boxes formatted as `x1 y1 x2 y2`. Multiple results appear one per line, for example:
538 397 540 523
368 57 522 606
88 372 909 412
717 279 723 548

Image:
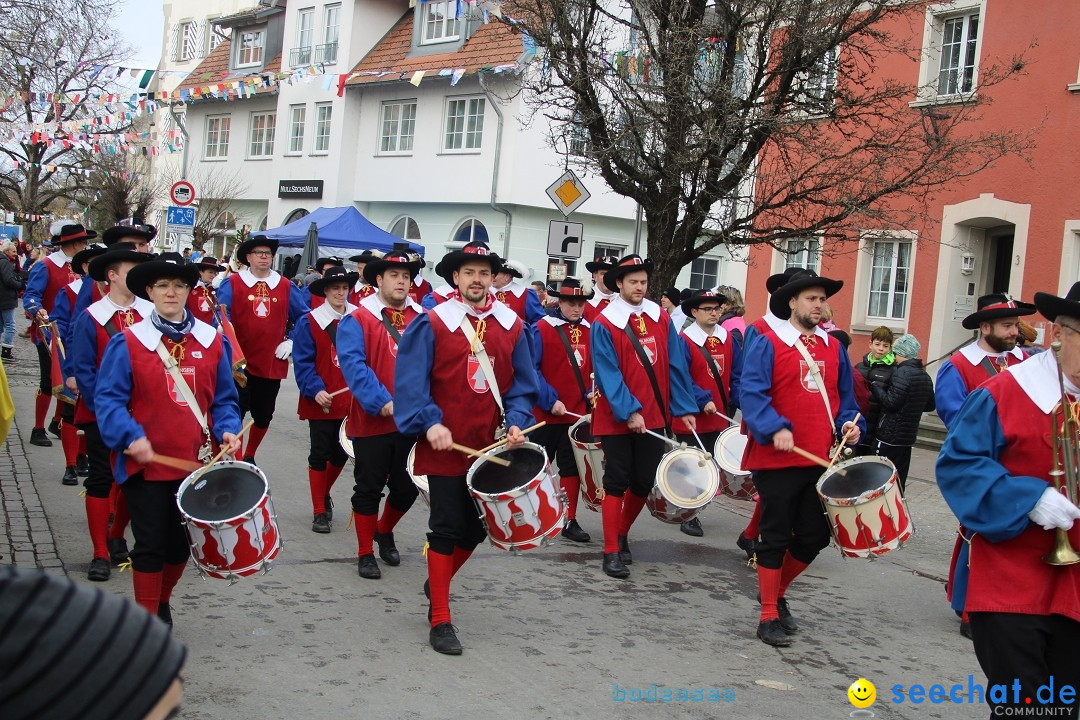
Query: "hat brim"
961 302 1038 329
88 250 152 282
102 226 153 246
585 261 614 273
236 237 279 265
437 251 502 285
768 276 844 319
363 258 421 286
195 261 226 272
602 260 654 292
309 271 359 297
56 230 97 244
126 261 200 300
555 289 593 301
71 246 107 274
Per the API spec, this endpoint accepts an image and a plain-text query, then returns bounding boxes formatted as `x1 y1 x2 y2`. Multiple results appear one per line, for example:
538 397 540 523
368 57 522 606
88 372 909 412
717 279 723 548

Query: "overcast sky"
113 0 165 69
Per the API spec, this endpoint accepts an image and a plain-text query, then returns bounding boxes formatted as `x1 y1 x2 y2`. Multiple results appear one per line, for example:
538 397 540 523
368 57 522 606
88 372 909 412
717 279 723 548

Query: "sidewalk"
0 409 64 572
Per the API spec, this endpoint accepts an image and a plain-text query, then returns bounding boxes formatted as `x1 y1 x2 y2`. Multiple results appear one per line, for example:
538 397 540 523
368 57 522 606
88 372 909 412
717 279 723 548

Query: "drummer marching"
492 259 546 323
186 256 227 326
337 251 425 579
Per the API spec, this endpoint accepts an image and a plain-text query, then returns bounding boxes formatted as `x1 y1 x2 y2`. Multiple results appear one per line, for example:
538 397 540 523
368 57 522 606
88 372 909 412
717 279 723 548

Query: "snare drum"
817 456 913 558
568 416 604 512
466 441 565 552
714 427 755 500
646 447 720 524
407 444 430 507
339 420 353 460
176 460 282 581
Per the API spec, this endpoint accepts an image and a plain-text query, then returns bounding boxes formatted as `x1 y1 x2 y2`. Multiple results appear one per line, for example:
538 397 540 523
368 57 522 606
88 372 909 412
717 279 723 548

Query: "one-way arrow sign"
547 220 584 259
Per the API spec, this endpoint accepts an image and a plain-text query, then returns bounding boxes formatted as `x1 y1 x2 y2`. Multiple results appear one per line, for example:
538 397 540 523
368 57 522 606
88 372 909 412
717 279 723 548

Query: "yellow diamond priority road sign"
545 169 591 217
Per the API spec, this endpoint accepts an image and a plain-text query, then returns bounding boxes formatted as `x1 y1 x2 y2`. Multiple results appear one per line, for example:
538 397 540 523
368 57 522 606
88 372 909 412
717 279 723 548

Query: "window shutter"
196 20 207 58
168 23 179 62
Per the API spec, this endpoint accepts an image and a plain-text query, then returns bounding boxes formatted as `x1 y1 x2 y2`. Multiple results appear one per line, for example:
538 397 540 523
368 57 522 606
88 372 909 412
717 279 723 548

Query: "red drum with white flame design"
176 460 282 581
817 456 913 558
714 427 755 500
407 444 430 508
466 442 565 552
568 416 604 512
647 447 719 524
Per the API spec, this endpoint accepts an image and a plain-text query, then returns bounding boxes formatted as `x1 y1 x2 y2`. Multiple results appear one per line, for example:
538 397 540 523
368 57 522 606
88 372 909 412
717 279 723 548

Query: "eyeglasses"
151 281 191 292
695 306 721 313
1060 322 1080 337
249 250 274 257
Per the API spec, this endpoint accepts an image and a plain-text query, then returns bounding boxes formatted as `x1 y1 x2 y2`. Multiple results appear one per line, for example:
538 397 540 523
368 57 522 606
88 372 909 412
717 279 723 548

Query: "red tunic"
296 312 351 421
31 255 78 344
592 304 673 435
532 317 591 425
672 326 733 435
494 284 528 321
950 347 1025 394
187 284 218 326
75 303 148 425
409 277 433 305
226 273 292 379
347 282 375 308
583 294 613 324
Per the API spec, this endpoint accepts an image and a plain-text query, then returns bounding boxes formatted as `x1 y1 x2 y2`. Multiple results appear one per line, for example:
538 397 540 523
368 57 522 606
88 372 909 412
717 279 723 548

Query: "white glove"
1028 487 1080 531
274 339 293 360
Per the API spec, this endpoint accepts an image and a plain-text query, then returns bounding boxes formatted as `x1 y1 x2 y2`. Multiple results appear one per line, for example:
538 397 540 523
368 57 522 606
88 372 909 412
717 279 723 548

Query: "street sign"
166 205 196 228
170 180 195 206
545 169 591 217
547 220 584 259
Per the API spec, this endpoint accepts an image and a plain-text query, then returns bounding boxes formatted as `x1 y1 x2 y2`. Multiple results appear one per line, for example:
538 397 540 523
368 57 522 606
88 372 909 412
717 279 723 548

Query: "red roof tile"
346 10 523 85
175 40 284 98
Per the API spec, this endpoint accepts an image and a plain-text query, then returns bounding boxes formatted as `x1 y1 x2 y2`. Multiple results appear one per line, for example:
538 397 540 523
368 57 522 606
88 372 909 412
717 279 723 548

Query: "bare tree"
509 0 1034 291
165 164 251 254
77 150 167 231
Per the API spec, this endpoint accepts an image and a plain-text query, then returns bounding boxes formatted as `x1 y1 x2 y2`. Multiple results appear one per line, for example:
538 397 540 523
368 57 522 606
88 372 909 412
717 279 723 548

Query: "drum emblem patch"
635 336 657 366
467 354 495 393
800 360 825 392
165 366 196 406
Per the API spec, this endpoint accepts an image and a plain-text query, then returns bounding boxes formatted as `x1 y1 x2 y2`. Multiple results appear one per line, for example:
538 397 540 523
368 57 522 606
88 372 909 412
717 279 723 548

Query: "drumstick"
188 419 257 484
689 427 718 468
474 421 549 455
320 387 351 414
643 428 686 450
791 445 848 476
827 412 862 470
123 450 204 473
451 443 511 467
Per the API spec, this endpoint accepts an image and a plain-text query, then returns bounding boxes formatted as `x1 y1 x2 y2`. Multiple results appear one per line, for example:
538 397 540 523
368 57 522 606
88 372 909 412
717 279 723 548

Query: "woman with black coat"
869 333 935 491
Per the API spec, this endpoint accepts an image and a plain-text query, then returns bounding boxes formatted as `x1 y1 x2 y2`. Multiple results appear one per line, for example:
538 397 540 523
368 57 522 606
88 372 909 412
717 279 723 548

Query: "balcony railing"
290 46 312 67
315 42 338 65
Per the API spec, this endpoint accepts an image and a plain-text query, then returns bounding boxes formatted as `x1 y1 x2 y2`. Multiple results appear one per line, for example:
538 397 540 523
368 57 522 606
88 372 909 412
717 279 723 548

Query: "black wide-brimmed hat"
585 256 620 273
554 277 592 300
436 241 501 284
71 244 107 276
309 266 359 297
1034 284 1080 323
348 249 383 264
768 269 844 320
102 223 156 247
55 224 97 245
87 242 153 282
765 266 802 294
962 293 1038 329
363 250 422 286
602 255 653 292
235 236 279 266
126 256 200 300
195 255 226 272
681 289 725 316
315 256 344 273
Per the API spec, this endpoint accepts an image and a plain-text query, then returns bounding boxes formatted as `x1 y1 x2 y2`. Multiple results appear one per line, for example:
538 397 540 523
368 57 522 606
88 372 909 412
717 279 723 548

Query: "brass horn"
1043 340 1080 566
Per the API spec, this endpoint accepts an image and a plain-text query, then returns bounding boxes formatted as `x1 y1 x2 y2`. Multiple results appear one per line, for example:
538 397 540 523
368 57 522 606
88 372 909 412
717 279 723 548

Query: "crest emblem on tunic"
387 332 398 358
165 366 196 407
253 282 270 318
331 347 340 368
635 336 657 366
467 354 495 393
572 344 585 368
799 360 826 392
708 352 725 378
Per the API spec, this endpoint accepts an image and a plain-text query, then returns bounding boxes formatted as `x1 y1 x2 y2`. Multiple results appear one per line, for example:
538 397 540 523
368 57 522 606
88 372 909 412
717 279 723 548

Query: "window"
179 21 201 61
313 103 332 153
866 238 912 320
794 46 838 112
594 243 625 260
453 218 488 244
380 101 417 154
568 114 590 157
445 98 485 152
288 105 306 154
292 8 314 66
422 1 460 44
390 216 422 241
936 12 979 96
208 23 226 53
784 238 821 273
249 112 276 158
236 29 264 67
319 4 340 64
204 115 230 158
690 257 720 290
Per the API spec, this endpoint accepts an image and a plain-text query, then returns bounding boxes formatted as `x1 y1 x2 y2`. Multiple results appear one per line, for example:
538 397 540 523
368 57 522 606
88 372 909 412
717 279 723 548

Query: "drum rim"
656 448 719 509
647 486 700 523
339 419 354 460
714 426 750 476
177 460 270 525
406 444 429 489
466 441 549 499
568 415 599 448
816 454 898 505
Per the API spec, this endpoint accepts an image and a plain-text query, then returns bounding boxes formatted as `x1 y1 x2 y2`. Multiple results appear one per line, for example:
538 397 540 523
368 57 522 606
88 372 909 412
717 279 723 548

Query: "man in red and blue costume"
590 255 700 580
186 255 226 326
936 282 1080 718
582 256 618 324
741 269 863 647
394 241 538 656
492 259 547 324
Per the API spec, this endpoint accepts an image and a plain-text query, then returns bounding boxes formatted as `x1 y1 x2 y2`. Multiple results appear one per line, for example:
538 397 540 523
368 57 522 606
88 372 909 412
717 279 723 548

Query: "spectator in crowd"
181 248 192 263
830 330 870 416
189 247 203 265
1 240 22 360
854 326 895 452
715 285 747 346
868 333 934 491
303 265 322 287
817 302 841 332
531 281 553 308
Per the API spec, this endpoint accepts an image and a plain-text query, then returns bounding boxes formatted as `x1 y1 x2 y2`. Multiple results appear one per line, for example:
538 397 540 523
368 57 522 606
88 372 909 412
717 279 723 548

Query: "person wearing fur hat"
935 282 1080 718
347 249 383 305
590 255 700 580
492 259 546 323
217 236 310 464
868 333 934 493
530 277 595 543
583 256 619 323
186 255 227 326
394 242 539 655
740 269 863 647
337 251 425 578
94 257 242 626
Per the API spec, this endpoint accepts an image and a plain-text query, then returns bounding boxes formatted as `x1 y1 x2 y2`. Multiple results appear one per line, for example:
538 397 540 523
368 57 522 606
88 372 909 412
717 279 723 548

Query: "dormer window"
421 1 459 44
236 29 265 67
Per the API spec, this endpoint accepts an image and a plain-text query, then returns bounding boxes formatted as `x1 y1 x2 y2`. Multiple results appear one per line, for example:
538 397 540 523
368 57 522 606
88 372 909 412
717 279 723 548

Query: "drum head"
569 417 597 445
714 428 748 475
819 457 895 500
179 463 267 522
657 449 719 509
471 446 545 495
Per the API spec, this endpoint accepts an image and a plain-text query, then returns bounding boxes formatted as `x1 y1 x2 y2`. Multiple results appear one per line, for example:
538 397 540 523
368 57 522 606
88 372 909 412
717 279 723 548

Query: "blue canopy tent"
260 206 424 261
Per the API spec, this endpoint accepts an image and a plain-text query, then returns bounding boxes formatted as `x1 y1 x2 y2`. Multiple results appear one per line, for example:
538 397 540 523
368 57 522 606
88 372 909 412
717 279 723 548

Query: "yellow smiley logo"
847 678 876 708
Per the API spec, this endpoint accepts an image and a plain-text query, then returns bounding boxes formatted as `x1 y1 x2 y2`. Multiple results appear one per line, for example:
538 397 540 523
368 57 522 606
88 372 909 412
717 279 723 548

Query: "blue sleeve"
668 322 703 417
52 293 72 376
504 327 540 429
287 283 311 335
739 333 791 443
70 312 102 413
936 388 1047 542
71 279 95 320
290 315 325 400
729 333 743 411
590 321 641 423
209 338 242 440
392 314 442 436
525 288 546 324
301 286 312 308
935 360 968 429
531 323 559 412
679 337 714 408
421 292 437 310
96 334 146 452
337 313 393 416
216 278 233 318
834 345 865 435
22 262 48 314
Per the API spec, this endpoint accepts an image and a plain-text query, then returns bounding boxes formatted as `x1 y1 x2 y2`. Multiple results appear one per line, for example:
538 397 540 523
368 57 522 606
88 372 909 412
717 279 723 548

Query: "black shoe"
107 538 130 565
960 621 973 640
62 465 78 486
617 535 632 564
29 428 53 447
48 419 62 438
757 619 792 646
374 532 401 566
562 519 591 543
0 347 12 360
602 551 630 579
429 623 462 655
736 532 758 559
311 513 331 534
157 603 173 629
76 454 89 476
87 557 111 582
242 455 256 466
324 494 333 522
358 554 381 579
680 517 704 537
776 597 798 634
